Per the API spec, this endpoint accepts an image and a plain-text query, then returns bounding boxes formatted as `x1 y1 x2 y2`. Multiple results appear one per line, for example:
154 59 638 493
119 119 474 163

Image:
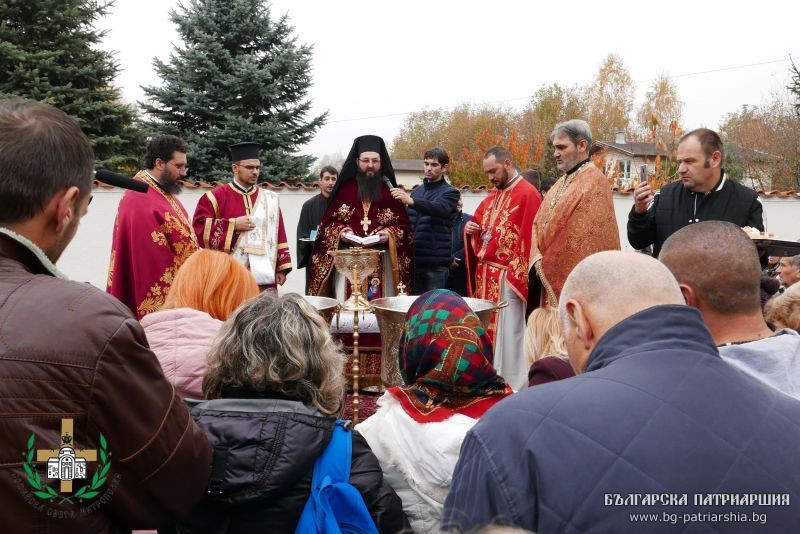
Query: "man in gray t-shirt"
660 221 800 400
718 330 800 400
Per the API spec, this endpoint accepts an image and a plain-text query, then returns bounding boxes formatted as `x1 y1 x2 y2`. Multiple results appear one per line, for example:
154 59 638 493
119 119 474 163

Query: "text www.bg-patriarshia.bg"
630 511 768 525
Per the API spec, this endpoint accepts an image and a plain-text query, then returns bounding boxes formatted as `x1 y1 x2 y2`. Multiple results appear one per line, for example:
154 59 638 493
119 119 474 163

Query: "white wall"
611 194 797 250
58 187 798 293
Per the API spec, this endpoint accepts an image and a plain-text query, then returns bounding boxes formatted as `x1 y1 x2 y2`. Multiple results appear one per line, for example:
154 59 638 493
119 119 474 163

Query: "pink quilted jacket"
141 307 222 399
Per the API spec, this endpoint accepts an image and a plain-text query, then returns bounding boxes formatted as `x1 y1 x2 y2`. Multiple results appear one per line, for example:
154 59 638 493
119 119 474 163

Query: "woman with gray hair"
173 292 409 533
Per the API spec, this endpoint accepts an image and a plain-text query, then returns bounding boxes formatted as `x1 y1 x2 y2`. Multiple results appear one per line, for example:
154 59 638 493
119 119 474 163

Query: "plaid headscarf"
386 289 512 423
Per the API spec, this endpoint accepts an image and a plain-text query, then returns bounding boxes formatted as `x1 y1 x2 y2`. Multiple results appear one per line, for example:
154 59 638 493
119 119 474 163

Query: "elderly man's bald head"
561 251 684 329
559 251 684 372
659 221 761 315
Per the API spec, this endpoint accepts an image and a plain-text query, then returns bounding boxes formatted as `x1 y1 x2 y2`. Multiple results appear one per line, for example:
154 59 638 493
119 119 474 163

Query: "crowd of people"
1 97 799 533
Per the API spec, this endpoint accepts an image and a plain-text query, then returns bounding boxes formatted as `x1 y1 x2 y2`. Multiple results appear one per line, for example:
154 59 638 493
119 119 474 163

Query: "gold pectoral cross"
360 200 372 233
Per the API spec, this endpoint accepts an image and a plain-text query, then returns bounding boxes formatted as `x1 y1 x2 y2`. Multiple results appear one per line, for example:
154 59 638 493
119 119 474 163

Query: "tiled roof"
597 141 670 158
92 179 322 191
392 159 424 172
612 183 800 198
726 144 782 162
92 179 800 198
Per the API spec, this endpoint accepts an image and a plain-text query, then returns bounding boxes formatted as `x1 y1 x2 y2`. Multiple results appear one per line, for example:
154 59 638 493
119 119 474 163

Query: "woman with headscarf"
356 289 513 533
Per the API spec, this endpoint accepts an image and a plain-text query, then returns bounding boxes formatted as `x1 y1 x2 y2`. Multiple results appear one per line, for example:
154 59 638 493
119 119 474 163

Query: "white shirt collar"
714 173 727 192
0 227 66 279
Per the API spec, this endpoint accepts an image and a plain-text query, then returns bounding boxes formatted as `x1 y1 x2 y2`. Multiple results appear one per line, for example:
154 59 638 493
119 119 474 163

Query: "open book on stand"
343 233 380 246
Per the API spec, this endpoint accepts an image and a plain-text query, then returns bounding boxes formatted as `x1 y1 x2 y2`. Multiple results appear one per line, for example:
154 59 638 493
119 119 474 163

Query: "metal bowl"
369 296 505 329
368 296 507 387
302 295 340 325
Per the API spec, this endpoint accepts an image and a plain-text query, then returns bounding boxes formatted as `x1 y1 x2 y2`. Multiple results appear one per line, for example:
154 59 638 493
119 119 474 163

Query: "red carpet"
343 391 381 423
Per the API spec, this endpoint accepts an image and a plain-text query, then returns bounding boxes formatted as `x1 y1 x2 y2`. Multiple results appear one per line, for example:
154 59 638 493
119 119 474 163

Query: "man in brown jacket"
0 99 211 532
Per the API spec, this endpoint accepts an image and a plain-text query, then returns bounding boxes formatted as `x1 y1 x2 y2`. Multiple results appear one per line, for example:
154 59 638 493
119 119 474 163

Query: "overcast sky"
97 0 799 161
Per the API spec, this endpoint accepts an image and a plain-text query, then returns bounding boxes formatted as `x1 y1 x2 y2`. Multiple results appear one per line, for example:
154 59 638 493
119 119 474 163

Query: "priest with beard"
309 135 413 300
107 135 198 319
530 120 620 309
464 146 541 390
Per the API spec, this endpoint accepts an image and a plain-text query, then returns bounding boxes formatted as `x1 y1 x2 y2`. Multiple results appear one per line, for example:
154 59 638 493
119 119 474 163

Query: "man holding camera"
627 128 765 257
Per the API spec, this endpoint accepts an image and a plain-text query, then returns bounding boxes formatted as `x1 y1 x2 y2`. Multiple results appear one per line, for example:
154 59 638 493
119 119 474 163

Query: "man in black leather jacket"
627 128 764 257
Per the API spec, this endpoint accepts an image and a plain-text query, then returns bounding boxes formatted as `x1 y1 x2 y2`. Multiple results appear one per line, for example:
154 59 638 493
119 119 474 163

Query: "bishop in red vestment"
309 135 412 299
107 136 197 319
192 142 291 290
464 147 541 389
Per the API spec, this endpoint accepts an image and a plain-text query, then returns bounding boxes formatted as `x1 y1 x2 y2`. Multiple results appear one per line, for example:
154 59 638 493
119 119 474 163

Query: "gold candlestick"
327 247 380 424
351 263 361 423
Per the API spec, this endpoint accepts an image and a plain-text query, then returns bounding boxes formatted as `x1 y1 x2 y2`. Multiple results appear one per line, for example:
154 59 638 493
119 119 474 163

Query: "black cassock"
296 193 329 293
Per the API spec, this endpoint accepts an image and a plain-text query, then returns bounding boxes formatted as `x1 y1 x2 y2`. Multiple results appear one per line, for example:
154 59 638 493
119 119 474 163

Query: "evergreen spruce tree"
0 0 144 172
141 0 326 184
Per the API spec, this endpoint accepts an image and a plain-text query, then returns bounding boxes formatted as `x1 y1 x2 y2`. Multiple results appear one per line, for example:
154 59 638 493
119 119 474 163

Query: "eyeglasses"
160 158 188 171
358 158 380 166
88 195 93 206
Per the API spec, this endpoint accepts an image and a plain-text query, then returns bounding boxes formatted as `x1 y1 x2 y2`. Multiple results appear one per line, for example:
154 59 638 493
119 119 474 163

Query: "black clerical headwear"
229 142 261 162
354 135 382 155
329 134 396 201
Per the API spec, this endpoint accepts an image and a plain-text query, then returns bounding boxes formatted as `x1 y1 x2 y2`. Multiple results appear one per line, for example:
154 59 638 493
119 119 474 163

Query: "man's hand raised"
390 187 413 206
633 181 654 214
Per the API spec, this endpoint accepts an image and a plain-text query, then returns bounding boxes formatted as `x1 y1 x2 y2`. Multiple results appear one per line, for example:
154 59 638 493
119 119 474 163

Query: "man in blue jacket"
443 251 800 533
391 147 459 293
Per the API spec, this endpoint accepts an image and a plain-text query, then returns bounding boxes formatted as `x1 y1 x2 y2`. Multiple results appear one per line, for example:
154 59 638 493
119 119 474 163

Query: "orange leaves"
448 128 535 187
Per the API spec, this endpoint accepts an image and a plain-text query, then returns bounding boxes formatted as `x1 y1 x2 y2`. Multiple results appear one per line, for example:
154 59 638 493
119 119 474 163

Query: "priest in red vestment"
107 135 198 319
309 135 412 299
192 142 292 291
531 120 620 308
464 146 541 389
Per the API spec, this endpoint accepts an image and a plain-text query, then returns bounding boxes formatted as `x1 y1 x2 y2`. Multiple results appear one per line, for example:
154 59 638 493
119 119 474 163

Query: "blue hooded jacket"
443 305 800 533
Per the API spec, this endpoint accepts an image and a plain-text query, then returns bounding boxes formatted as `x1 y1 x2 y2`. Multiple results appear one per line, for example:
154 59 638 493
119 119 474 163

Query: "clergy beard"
356 172 382 202
161 179 183 195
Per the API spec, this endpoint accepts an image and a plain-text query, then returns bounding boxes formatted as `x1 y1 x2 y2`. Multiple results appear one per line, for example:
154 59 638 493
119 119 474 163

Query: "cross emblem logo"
20 418 112 505
36 418 97 493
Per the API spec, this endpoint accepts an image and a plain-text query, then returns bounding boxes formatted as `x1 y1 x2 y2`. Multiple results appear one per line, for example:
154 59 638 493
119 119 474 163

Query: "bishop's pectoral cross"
36 418 97 493
360 201 372 233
